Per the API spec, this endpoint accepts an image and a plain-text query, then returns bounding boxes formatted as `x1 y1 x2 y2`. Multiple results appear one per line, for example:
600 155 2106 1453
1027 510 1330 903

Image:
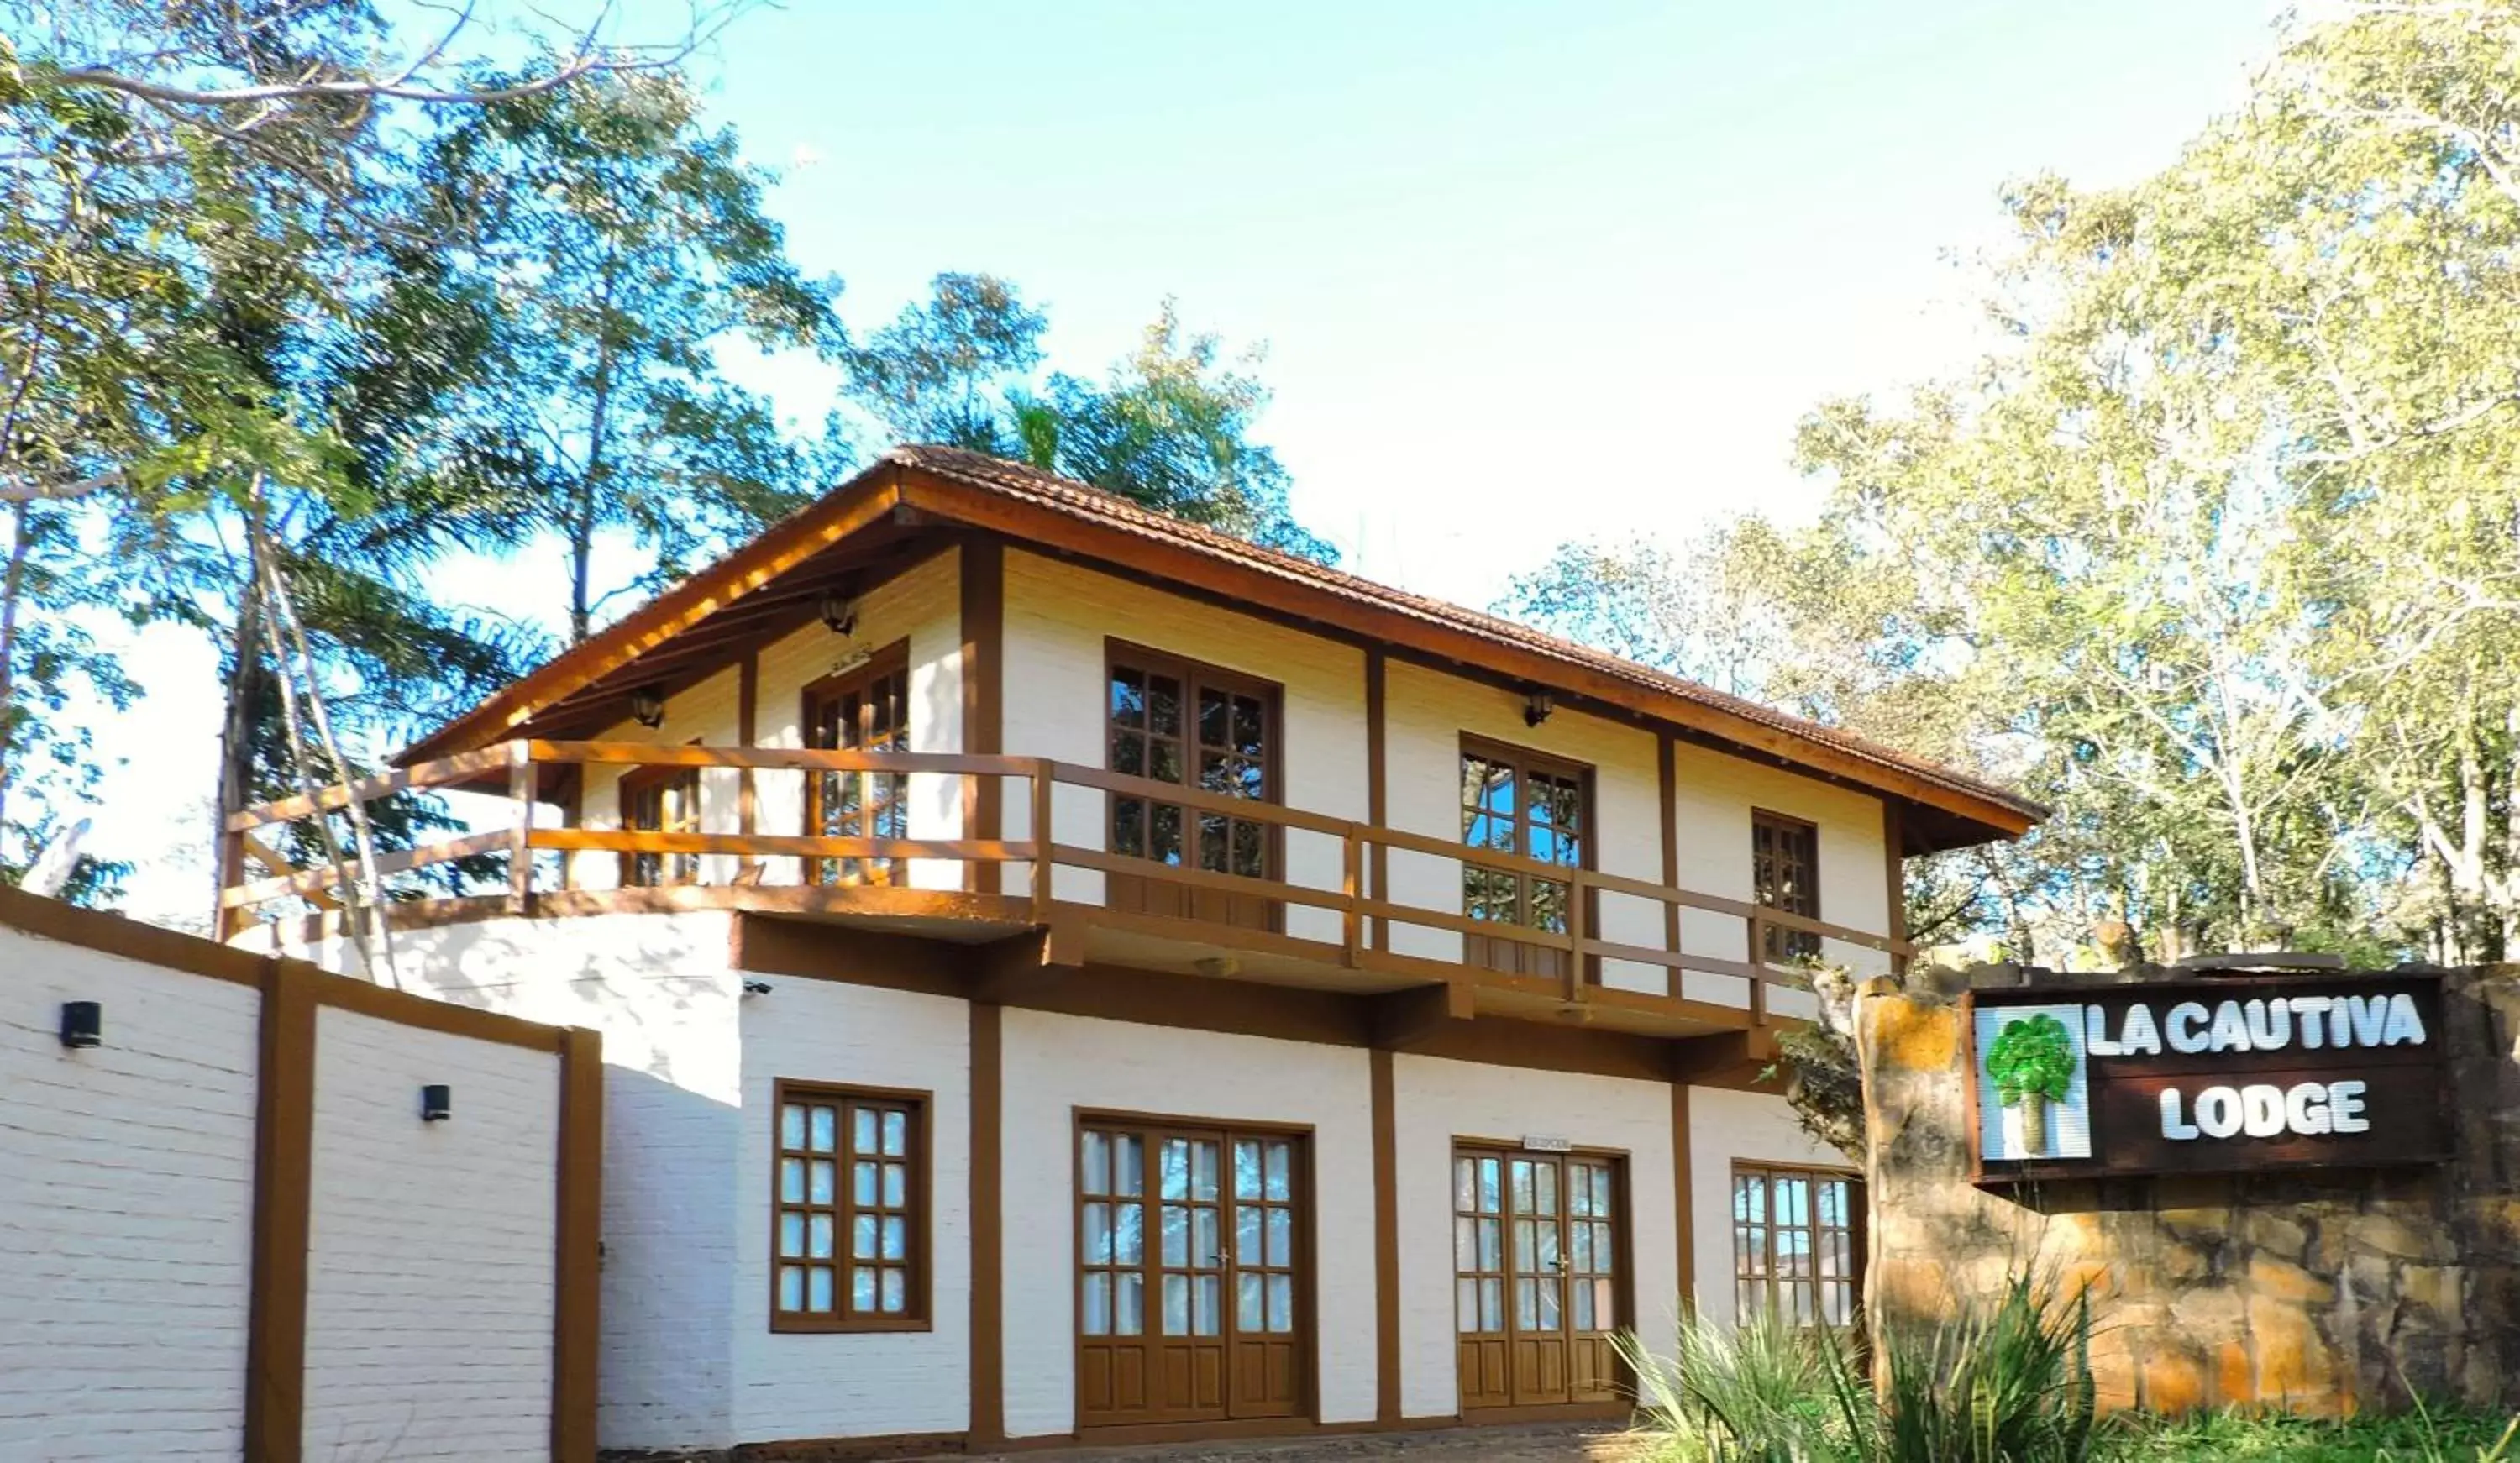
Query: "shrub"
1618 1307 1861 1462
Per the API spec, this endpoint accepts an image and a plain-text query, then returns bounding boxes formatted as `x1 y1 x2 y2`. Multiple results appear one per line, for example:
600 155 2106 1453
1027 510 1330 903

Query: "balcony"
218 742 1911 1039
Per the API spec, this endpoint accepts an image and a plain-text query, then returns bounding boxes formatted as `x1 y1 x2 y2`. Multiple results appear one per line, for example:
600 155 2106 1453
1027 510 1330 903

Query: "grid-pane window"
1752 810 1820 964
619 766 702 888
773 1083 926 1330
1460 742 1588 978
1732 1164 1859 1328
806 650 911 886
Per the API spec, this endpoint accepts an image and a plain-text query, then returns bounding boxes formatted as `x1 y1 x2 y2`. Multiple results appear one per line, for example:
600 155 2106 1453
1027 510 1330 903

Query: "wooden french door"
1078 1121 1307 1428
1453 1146 1621 1410
1459 740 1593 979
1105 645 1281 932
804 645 911 885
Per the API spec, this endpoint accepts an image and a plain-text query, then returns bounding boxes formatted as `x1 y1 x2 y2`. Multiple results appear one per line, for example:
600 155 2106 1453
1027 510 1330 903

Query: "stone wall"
1857 962 2520 1415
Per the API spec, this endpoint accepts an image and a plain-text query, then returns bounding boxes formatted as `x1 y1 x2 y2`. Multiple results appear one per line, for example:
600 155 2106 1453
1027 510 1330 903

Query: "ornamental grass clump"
1846 1272 2098 1463
1618 1307 1861 1462
1985 1013 2077 1156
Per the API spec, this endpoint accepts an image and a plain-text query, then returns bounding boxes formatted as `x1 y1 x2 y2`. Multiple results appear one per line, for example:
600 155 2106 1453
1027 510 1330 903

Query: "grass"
2102 1408 2520 1461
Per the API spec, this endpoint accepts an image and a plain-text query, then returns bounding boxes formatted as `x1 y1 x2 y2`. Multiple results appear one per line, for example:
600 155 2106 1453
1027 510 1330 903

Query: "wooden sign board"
1966 973 2450 1183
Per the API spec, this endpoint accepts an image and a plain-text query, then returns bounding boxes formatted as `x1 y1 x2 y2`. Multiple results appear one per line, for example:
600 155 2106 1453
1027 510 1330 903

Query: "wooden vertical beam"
244 958 316 1463
507 741 536 915
1671 1080 1697 1317
968 1000 1005 1447
1365 647 1389 952
1882 797 1909 977
737 651 761 882
552 1027 604 1463
1658 731 1680 997
1370 1047 1403 1423
214 831 249 941
962 539 1006 895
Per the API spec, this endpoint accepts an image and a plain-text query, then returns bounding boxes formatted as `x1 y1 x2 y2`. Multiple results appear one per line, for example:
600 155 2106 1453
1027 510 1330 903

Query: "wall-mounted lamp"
1523 690 1555 728
819 591 858 637
629 684 666 730
742 978 774 997
420 1083 453 1122
59 1000 102 1049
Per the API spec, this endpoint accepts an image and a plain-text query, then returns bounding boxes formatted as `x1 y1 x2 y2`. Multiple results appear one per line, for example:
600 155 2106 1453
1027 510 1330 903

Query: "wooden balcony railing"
219 741 1914 1023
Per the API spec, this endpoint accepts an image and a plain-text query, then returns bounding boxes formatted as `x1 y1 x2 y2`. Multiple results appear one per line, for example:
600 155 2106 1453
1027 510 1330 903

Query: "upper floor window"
1460 738 1589 979
1751 810 1819 964
619 763 701 888
1731 1163 1860 1328
772 1081 928 1332
804 644 910 886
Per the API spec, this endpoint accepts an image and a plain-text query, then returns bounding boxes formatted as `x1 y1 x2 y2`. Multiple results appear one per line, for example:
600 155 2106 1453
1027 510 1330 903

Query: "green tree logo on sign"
1986 1013 2076 1156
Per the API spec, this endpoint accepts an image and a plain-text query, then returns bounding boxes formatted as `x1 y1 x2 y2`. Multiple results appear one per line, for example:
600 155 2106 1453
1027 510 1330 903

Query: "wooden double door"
1077 1121 1307 1428
1454 1146 1623 1410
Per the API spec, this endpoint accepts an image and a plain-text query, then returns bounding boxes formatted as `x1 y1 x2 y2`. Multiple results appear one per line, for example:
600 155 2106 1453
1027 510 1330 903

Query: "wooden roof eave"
396 466 908 765
887 469 2038 848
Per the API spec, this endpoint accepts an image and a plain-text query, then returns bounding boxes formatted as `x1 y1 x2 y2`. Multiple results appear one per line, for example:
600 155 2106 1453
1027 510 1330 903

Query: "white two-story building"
225 445 2038 1459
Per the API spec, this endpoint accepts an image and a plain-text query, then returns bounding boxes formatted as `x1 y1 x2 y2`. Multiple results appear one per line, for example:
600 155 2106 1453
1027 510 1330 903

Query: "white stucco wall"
0 927 260 1462
999 549 1370 939
291 912 745 1453
1389 1054 1679 1420
1685 1085 1855 1329
998 1009 1378 1437
569 547 964 893
302 1007 561 1461
733 977 973 1443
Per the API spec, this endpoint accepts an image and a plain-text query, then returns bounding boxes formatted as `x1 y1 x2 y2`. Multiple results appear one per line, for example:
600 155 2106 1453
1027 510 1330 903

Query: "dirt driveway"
961 1423 1651 1463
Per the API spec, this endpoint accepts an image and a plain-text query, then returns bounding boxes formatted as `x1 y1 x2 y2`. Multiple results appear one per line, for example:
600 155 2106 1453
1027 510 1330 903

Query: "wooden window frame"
617 760 703 889
1457 735 1599 979
1751 808 1821 965
1729 1160 1863 1329
1102 640 1287 921
769 1079 933 1334
801 640 914 888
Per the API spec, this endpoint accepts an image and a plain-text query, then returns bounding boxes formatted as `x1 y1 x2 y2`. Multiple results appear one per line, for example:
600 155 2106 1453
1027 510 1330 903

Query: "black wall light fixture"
629 684 667 729
1524 690 1556 727
420 1083 453 1122
59 1000 102 1049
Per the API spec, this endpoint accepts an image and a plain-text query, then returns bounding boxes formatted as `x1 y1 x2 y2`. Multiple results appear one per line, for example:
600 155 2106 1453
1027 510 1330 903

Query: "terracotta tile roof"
887 444 2044 823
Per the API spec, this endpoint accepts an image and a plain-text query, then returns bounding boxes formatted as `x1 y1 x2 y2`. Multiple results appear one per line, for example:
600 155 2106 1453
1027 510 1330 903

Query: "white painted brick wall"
1687 1086 1851 1329
1389 1055 1679 1420
290 913 745 1454
999 1009 1378 1437
732 976 972 1442
302 1007 560 1460
0 926 260 1462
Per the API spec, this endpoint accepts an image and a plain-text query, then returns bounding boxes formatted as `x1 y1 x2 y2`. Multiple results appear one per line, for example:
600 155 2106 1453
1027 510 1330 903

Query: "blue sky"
82 0 2281 922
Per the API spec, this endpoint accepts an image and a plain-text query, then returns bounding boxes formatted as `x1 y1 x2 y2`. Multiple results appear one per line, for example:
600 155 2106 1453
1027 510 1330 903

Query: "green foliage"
423 67 846 641
2104 1406 2517 1462
1984 1015 2076 1109
845 276 1336 563
1856 1274 2098 1463
1620 1307 1859 1463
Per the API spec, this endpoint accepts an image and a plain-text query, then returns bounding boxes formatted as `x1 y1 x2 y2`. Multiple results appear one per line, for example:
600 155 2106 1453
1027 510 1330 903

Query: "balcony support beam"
1368 980 1475 1051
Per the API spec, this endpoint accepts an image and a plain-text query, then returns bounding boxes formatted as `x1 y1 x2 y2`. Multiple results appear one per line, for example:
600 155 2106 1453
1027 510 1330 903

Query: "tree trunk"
0 500 34 841
213 538 269 924
2020 1097 2050 1157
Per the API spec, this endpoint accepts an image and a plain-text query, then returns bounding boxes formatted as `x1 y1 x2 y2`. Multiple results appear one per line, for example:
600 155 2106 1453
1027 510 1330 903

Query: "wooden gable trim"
401 468 906 763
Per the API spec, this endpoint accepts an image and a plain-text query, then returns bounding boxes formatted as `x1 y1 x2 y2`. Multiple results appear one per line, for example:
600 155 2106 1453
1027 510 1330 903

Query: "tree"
845 278 1336 562
426 68 845 641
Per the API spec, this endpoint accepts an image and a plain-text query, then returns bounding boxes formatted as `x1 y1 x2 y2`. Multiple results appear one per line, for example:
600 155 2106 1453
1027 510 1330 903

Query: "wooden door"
1105 648 1281 931
1079 1121 1307 1428
1459 741 1592 979
1454 1146 1621 1411
804 648 911 886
